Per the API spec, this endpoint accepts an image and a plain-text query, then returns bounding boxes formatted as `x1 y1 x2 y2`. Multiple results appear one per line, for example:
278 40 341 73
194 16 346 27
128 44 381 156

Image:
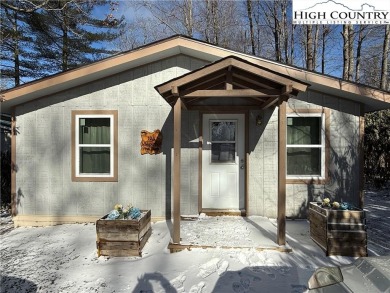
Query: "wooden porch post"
277 99 287 245
173 98 182 244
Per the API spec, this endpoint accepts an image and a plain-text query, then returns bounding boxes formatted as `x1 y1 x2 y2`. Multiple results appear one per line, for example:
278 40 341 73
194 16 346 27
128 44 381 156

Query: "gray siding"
248 93 361 218
14 55 362 220
15 55 207 218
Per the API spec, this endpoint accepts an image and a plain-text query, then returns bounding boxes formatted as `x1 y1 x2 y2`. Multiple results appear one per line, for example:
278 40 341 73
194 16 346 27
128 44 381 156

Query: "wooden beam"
183 89 281 98
260 97 279 109
277 99 287 246
198 112 203 213
172 86 179 97
179 75 226 97
226 66 233 90
188 105 264 111
282 84 293 95
232 69 278 89
173 98 182 244
157 60 233 93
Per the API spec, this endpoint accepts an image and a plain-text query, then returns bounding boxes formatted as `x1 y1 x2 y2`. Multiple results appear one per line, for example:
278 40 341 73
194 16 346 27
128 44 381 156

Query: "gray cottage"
2 36 390 245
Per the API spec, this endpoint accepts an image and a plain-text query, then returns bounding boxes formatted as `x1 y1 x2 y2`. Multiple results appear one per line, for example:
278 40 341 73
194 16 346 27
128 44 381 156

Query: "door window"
210 120 237 163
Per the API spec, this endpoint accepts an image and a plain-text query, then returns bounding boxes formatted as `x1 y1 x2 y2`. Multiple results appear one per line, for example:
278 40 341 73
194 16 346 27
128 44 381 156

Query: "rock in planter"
96 210 151 257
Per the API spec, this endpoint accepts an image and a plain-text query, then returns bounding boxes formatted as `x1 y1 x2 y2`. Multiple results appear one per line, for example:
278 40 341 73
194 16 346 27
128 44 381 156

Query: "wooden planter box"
96 210 151 257
309 202 367 257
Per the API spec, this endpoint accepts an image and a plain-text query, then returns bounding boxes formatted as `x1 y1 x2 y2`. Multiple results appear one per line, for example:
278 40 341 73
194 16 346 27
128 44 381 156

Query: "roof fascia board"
178 37 389 103
1 35 389 112
1 38 184 103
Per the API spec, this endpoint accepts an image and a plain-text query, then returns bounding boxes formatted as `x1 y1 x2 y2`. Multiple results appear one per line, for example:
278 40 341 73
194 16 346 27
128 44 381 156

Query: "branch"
0 0 50 13
1 0 75 13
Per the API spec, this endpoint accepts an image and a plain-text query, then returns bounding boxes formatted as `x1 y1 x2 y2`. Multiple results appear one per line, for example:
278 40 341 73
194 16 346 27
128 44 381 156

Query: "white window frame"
286 112 326 180
75 114 114 178
209 119 238 165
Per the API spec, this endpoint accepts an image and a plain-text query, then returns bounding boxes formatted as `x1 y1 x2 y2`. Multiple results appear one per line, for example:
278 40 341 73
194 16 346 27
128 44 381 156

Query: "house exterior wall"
13 54 362 223
247 92 361 218
14 55 207 222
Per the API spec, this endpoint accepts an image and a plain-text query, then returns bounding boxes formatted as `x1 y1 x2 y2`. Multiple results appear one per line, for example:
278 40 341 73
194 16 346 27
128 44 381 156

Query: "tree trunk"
313 25 319 70
355 25 367 83
348 24 354 81
61 8 68 71
321 25 329 74
381 24 390 90
273 3 281 62
342 24 350 80
12 10 20 86
246 0 255 55
306 25 314 70
281 0 289 64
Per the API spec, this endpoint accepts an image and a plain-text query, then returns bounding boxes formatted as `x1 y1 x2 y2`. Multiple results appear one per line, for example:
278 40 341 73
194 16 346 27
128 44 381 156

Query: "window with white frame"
73 111 117 181
286 113 325 178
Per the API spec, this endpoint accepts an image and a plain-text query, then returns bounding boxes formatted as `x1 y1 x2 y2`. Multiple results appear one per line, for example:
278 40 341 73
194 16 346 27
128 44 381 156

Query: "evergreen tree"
1 0 124 88
0 5 41 88
28 0 124 74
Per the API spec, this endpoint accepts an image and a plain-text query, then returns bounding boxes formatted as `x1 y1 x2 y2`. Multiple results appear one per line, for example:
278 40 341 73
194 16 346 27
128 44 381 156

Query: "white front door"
202 114 245 210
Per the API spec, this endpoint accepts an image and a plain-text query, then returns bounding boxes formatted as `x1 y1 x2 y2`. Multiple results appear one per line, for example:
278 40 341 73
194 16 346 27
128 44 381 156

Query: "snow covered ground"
1 188 389 293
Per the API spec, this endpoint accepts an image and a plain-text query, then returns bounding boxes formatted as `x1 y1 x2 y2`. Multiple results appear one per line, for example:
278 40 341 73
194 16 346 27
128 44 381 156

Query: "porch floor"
169 215 291 253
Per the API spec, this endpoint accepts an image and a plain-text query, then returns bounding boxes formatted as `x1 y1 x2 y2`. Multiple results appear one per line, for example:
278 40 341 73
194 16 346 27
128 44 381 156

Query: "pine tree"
28 0 124 74
1 0 124 88
0 5 41 88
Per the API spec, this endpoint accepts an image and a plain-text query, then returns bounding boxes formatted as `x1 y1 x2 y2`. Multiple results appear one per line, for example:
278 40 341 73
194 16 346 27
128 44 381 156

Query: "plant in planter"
107 203 141 220
96 204 152 257
321 197 331 208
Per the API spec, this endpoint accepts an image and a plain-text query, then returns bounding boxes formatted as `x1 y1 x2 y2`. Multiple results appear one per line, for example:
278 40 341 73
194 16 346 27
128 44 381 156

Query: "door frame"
198 110 249 216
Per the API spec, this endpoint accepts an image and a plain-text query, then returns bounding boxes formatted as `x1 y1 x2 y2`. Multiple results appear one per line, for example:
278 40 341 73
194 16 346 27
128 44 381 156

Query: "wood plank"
168 243 292 253
260 97 279 110
328 223 366 231
99 249 141 257
328 245 367 257
182 89 281 98
188 105 264 111
98 241 141 250
198 112 203 213
277 99 287 245
328 231 367 241
139 228 152 250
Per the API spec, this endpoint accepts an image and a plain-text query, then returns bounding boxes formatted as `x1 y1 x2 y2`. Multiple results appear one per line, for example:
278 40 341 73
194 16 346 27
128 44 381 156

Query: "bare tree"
380 24 390 90
138 0 195 36
306 25 314 70
355 25 369 83
246 0 255 55
320 25 331 74
342 24 354 81
258 1 284 62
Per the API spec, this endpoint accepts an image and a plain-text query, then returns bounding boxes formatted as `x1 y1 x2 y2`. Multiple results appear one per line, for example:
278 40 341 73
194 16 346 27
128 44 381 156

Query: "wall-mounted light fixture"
256 115 262 126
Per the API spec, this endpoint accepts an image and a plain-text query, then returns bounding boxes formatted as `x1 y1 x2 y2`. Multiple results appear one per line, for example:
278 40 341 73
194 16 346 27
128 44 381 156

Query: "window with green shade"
73 112 117 181
286 114 324 177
